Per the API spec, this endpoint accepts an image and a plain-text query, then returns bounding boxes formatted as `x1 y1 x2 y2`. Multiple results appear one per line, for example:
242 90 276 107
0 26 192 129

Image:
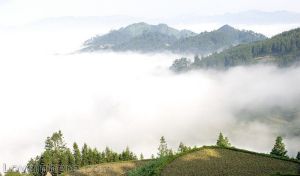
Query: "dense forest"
170 27 300 72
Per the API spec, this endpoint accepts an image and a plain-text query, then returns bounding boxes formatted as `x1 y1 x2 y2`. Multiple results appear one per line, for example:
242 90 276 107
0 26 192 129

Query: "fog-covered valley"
0 24 300 170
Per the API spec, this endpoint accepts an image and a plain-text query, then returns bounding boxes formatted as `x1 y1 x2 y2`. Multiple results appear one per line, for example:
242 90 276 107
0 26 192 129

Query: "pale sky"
0 0 300 25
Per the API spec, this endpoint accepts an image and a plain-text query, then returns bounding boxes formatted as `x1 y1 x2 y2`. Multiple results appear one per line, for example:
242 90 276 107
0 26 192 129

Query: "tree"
270 136 288 157
178 142 190 153
140 153 144 160
169 58 191 72
158 136 169 158
151 154 155 159
81 143 89 166
297 152 300 160
120 146 137 161
216 132 231 148
66 149 75 171
73 142 82 169
45 130 66 151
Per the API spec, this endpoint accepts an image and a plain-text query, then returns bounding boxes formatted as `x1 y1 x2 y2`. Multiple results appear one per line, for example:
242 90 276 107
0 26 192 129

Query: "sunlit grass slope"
68 160 148 176
161 147 300 176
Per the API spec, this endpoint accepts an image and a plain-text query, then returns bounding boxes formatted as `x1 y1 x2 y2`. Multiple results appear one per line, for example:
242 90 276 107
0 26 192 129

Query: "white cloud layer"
0 27 300 170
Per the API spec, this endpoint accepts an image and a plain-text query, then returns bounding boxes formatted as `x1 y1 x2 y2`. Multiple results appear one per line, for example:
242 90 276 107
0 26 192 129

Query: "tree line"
3 131 300 176
26 131 138 176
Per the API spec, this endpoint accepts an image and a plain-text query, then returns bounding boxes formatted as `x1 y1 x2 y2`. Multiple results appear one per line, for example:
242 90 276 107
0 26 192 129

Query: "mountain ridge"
81 23 267 54
170 27 300 72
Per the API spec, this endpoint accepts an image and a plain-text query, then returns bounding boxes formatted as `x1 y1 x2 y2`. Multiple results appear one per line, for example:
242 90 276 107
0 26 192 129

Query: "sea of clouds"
0 24 299 170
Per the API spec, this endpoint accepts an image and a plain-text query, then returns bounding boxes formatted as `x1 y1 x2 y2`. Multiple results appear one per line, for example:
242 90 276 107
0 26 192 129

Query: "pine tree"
297 152 300 160
158 136 169 158
270 136 288 157
73 142 82 169
140 153 144 160
66 149 75 171
216 132 231 148
81 143 89 166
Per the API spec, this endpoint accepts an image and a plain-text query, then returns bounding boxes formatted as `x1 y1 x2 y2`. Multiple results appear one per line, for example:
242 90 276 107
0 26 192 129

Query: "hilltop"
81 23 266 54
67 147 300 176
161 147 300 176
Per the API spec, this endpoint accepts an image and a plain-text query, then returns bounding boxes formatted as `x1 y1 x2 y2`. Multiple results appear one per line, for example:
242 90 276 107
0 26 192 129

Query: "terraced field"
161 148 300 176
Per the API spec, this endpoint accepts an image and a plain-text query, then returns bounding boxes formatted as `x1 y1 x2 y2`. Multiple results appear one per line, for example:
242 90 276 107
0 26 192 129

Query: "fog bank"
0 28 299 168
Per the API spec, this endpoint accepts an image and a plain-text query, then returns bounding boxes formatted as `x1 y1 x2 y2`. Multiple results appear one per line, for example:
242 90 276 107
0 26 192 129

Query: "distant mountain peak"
217 24 236 32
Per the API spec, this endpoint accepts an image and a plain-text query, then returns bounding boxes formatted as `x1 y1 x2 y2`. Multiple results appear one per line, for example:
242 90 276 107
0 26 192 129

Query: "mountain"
170 24 266 54
81 23 266 54
170 27 300 72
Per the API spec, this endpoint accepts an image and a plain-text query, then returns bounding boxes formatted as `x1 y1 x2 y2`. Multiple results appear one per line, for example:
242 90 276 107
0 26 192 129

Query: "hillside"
81 23 266 54
171 27 300 71
68 160 148 176
161 147 300 176
69 147 300 176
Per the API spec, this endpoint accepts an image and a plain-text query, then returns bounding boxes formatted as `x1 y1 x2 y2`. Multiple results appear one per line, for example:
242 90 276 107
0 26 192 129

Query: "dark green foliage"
127 156 172 176
81 23 266 54
216 132 231 148
171 27 300 71
297 152 300 160
271 136 288 157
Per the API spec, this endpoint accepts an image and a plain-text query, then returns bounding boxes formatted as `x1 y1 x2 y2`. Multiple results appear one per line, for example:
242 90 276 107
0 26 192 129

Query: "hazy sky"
0 0 300 25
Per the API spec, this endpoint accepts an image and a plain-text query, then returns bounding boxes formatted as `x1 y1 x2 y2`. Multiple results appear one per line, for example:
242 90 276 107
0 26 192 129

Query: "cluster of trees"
170 27 300 71
157 136 193 158
215 133 298 159
26 131 138 176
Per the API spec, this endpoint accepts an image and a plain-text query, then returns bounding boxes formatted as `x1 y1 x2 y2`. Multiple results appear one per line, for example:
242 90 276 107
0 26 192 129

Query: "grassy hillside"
68 160 148 176
161 147 300 176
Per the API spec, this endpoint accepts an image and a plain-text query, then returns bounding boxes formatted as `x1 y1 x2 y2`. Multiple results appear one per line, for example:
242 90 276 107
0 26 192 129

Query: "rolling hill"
80 23 266 54
68 147 300 176
170 27 300 72
161 147 300 176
